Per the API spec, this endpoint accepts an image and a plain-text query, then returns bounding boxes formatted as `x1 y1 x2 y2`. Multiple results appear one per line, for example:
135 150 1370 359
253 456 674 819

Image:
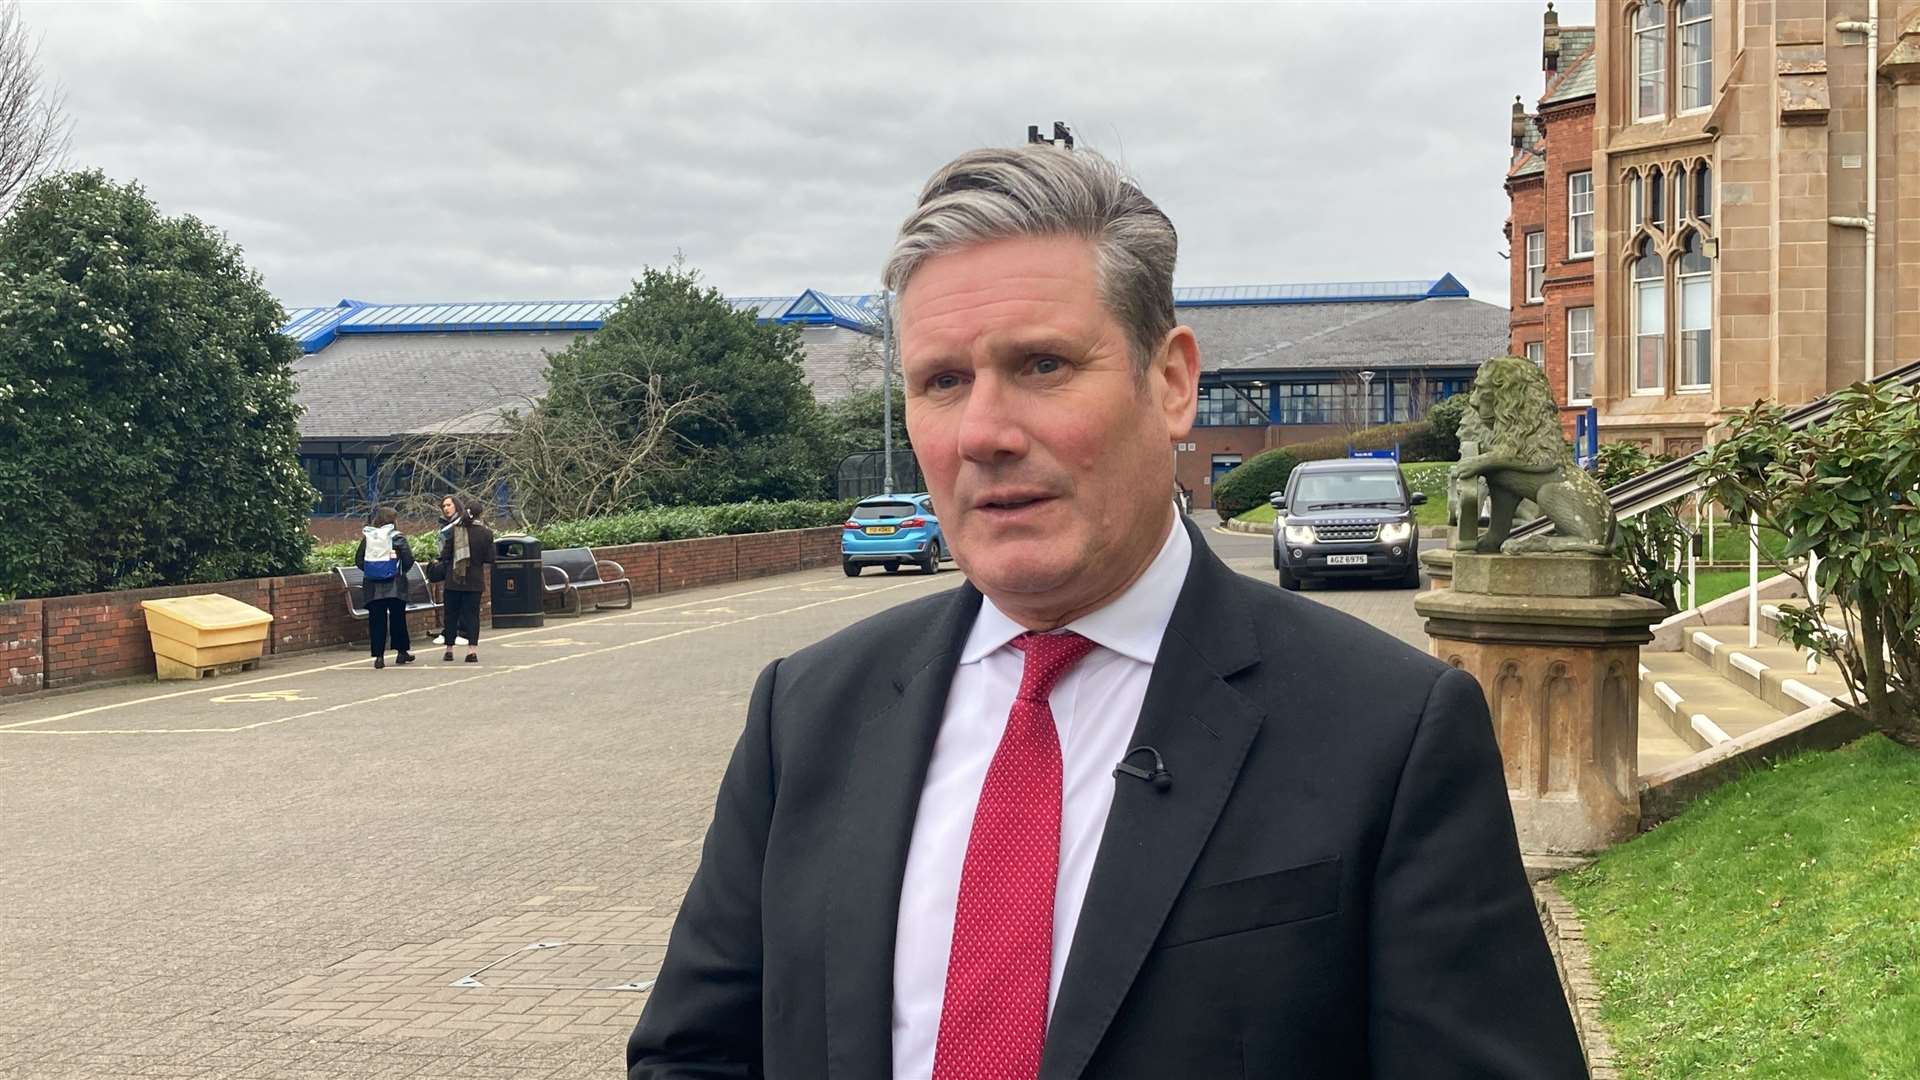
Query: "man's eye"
928 372 964 392
1032 355 1066 375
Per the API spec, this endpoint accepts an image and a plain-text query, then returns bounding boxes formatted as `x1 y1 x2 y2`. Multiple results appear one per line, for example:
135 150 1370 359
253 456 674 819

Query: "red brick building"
1507 3 1598 436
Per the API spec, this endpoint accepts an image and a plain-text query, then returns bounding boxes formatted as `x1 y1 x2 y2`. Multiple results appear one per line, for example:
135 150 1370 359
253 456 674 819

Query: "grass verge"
1560 735 1920 1079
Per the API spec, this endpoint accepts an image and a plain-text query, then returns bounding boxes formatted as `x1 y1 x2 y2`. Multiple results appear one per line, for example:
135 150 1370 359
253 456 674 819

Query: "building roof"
1509 113 1547 179
285 275 1491 441
1186 295 1508 375
1542 27 1597 105
281 288 885 354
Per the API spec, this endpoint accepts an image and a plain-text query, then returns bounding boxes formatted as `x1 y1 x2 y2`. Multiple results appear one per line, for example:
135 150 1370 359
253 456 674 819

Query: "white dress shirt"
890 516 1193 1079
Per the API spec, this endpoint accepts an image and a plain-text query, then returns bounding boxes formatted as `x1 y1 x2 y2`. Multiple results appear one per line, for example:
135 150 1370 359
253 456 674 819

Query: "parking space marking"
4 578 927 737
211 690 315 704
0 573 939 731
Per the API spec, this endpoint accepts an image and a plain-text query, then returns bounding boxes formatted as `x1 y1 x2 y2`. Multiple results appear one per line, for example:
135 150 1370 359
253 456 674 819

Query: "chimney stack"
1543 1 1562 73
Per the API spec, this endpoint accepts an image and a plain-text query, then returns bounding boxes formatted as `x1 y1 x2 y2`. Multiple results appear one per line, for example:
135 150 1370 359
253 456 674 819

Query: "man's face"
897 235 1198 626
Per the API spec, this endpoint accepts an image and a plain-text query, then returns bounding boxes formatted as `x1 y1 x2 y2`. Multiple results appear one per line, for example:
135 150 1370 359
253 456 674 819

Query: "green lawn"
1231 462 1452 528
1560 736 1920 1079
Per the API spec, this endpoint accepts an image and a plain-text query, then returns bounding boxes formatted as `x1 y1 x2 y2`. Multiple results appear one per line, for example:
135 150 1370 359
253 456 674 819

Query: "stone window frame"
1620 156 1717 398
1627 0 1715 122
1524 230 1546 303
1568 171 1595 259
1567 306 1596 405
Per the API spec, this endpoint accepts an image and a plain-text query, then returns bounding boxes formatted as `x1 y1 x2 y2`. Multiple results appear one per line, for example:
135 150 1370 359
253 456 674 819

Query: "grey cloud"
26 0 1591 308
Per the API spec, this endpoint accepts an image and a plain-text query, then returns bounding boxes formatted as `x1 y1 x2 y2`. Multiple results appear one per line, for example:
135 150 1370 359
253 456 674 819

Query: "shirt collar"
960 514 1192 666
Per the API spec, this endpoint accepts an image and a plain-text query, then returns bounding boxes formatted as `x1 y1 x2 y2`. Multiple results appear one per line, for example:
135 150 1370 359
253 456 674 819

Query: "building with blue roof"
285 274 1505 515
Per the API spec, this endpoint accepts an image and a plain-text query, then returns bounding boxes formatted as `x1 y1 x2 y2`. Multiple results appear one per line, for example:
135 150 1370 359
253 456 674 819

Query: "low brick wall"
1535 880 1620 1079
0 526 841 698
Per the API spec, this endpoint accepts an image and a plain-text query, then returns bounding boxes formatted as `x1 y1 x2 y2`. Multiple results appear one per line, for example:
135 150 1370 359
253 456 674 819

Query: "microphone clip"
1113 745 1172 792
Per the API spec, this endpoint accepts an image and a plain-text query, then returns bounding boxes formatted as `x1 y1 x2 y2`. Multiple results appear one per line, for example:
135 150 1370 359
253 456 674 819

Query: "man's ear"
1153 326 1201 441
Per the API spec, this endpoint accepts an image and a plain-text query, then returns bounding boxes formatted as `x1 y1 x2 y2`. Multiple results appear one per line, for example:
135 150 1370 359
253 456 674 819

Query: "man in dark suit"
628 145 1588 1079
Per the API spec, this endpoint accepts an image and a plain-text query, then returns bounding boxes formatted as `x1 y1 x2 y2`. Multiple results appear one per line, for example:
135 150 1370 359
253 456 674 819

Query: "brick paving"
0 523 1427 1078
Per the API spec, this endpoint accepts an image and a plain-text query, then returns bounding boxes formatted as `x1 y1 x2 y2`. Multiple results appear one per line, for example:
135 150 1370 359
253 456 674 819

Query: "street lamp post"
1357 369 1376 439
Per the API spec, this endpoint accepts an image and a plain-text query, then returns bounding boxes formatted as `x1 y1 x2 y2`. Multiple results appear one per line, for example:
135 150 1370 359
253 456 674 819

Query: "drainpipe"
1832 4 1879 380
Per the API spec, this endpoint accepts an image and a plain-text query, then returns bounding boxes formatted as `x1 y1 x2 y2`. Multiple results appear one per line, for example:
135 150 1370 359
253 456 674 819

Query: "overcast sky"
25 0 1593 310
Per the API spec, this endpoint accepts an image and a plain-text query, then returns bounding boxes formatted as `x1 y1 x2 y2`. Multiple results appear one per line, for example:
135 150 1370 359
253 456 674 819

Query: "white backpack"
362 524 400 582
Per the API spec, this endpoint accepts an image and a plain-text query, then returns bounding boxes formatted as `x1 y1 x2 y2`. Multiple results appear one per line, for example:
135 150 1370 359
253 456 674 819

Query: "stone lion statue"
1449 356 1614 555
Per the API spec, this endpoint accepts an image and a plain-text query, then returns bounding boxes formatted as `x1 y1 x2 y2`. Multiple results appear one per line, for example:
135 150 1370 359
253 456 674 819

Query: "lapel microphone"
1114 745 1172 792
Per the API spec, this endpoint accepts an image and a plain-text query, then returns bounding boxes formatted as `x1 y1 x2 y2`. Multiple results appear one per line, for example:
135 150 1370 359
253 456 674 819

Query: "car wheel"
884 561 900 574
920 542 939 574
1278 566 1302 591
843 561 861 578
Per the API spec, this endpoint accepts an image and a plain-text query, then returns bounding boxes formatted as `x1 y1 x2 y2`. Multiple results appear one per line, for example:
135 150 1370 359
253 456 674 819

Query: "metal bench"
334 564 443 621
540 547 634 616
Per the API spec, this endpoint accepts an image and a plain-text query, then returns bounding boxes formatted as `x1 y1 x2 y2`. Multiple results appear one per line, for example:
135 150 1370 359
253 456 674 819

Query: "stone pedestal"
1420 543 1455 590
1414 554 1667 855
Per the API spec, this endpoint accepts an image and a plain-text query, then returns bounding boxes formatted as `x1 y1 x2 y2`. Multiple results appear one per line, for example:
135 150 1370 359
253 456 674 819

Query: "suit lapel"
823 581 981 1080
1040 524 1266 1080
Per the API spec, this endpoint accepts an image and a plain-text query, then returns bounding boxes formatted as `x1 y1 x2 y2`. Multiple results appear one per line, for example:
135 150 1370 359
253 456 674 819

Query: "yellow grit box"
138 594 275 680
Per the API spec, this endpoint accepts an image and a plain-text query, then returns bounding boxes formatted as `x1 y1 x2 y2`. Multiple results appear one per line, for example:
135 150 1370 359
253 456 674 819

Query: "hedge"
305 499 857 574
1280 421 1447 465
1211 449 1302 519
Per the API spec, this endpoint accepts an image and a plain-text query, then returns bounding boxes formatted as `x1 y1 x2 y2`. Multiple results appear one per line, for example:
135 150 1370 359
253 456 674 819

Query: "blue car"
841 493 949 576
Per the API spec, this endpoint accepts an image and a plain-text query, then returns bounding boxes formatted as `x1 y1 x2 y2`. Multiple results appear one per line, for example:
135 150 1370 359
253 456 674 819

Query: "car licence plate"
1326 554 1368 566
864 525 897 536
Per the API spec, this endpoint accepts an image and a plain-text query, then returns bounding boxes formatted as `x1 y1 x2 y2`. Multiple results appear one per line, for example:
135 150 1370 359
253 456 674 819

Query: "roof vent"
1543 2 1562 72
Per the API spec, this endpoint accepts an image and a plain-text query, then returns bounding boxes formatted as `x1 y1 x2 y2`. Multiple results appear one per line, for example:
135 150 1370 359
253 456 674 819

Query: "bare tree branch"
0 2 73 218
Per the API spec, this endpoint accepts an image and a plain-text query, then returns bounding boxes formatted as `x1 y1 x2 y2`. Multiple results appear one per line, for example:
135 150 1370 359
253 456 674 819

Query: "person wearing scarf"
435 502 495 663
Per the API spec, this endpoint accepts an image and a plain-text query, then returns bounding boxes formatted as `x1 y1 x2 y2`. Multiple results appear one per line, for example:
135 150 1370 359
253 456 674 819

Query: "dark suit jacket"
628 519 1588 1079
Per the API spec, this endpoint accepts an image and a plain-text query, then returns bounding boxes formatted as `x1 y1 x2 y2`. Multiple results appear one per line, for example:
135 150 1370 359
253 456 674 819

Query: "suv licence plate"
1326 554 1368 566
865 525 897 536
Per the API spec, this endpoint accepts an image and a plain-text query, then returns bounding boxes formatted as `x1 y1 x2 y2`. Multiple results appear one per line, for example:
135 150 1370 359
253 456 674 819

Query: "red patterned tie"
931 630 1099 1080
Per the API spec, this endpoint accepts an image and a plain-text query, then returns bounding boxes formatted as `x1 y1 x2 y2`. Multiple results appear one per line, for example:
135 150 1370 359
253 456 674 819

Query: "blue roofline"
283 276 1470 353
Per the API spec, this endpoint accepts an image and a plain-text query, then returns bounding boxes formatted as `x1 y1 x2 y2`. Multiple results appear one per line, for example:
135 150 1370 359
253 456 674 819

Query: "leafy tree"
824 383 908 459
540 265 836 506
1592 441 1685 609
0 172 316 599
1419 393 1469 461
1698 382 1920 747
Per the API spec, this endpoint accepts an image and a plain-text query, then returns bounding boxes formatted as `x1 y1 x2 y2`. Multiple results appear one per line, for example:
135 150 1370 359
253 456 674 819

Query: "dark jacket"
352 531 414 604
628 516 1587 1080
438 522 495 593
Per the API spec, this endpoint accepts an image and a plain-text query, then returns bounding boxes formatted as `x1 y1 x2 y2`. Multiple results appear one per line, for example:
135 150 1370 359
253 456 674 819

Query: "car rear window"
856 500 918 520
1291 471 1405 509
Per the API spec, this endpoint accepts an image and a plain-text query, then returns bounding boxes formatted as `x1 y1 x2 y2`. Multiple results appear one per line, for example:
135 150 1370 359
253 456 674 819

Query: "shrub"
1592 442 1683 608
1418 395 1469 461
1212 449 1301 519
303 499 858 574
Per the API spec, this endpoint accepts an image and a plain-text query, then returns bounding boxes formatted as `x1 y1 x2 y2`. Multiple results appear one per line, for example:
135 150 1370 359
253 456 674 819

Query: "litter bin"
492 534 545 628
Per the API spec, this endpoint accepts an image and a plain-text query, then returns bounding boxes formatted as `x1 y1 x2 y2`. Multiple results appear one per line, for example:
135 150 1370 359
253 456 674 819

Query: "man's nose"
955 374 1029 464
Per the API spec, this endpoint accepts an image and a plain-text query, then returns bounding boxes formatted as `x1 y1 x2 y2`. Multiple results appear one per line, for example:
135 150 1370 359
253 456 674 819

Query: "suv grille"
1313 523 1380 543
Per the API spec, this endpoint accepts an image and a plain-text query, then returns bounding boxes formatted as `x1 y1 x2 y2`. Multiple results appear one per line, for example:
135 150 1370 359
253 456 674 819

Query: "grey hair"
883 145 1178 371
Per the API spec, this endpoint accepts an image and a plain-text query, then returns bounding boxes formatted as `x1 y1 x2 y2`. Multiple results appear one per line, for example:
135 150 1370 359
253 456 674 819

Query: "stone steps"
1638 652 1790 753
1684 629 1854 715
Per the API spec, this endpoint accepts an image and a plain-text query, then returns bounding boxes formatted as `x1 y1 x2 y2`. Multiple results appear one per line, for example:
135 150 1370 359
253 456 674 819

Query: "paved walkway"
0 521 1428 1078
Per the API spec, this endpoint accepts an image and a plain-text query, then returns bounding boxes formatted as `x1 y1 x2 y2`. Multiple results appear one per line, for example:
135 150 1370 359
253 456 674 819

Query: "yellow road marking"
4 579 927 736
0 574 921 730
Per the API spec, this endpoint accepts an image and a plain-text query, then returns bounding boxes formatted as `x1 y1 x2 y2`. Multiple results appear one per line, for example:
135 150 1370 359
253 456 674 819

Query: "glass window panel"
1568 307 1595 402
1695 163 1712 220
1649 170 1665 227
1680 3 1713 112
1569 172 1595 256
1636 4 1668 121
1676 166 1689 220
1526 341 1545 367
1682 275 1711 328
1525 232 1545 301
1630 172 1643 228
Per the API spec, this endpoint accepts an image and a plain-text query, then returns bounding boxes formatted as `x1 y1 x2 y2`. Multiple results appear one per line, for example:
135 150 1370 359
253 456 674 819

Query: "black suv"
1270 459 1425 590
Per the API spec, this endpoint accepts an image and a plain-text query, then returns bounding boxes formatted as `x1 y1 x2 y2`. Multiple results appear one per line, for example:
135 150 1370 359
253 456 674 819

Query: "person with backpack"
354 507 416 670
435 501 495 663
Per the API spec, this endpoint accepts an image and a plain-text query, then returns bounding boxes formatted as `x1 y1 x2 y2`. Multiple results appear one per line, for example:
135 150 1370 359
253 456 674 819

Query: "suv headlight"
1283 525 1315 545
1380 521 1413 544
